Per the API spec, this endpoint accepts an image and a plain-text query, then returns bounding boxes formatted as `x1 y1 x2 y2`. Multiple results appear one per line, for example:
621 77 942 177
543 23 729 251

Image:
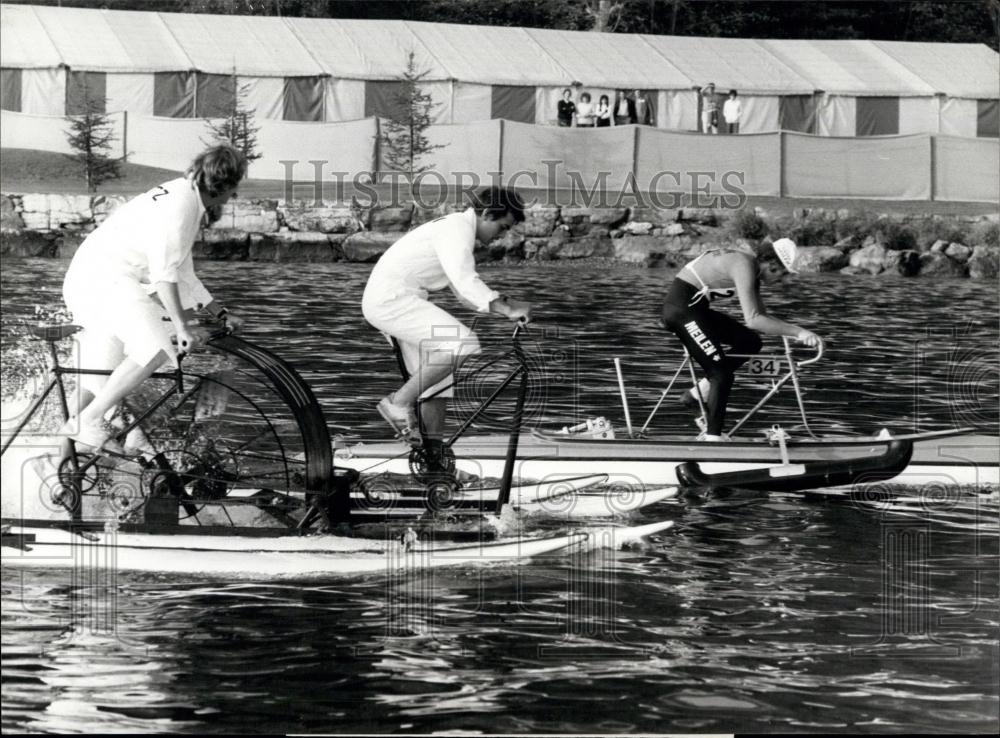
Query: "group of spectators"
556 89 655 127
555 83 743 134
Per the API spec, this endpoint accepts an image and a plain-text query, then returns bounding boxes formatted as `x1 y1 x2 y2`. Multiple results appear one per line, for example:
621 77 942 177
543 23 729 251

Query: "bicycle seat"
29 323 82 341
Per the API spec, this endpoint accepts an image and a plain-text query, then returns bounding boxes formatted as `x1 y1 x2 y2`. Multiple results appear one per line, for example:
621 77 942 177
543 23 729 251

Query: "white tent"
0 3 996 138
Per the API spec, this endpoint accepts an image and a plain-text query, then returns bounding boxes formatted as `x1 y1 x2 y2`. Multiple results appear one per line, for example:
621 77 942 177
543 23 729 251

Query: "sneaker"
59 417 127 456
698 433 731 442
377 395 421 446
694 415 708 433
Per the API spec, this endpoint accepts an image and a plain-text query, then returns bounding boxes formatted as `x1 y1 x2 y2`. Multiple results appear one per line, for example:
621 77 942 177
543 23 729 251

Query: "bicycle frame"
631 337 824 439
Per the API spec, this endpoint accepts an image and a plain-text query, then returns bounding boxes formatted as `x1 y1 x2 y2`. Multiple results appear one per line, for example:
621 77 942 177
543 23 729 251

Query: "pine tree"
379 51 444 184
64 85 122 193
203 71 262 163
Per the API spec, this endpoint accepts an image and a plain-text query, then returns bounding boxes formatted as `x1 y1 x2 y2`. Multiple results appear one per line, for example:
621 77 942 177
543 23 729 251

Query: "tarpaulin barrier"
783 132 930 200
1 109 125 157
856 96 900 136
500 120 634 190
422 119 502 186
636 129 780 196
934 136 999 203
1 68 21 112
253 117 378 183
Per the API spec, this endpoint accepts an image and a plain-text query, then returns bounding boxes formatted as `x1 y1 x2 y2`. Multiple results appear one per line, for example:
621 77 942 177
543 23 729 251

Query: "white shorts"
63 269 175 394
362 289 481 400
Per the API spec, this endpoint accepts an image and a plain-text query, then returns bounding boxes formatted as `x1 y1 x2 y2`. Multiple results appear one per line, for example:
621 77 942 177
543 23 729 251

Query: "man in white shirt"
362 187 532 446
60 145 247 453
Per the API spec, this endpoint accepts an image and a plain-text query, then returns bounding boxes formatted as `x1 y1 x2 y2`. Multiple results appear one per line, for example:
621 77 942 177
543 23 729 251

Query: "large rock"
369 204 414 231
623 221 653 236
967 244 999 280
1 195 25 232
48 194 92 228
612 235 667 267
216 199 279 233
848 243 889 275
522 205 560 237
795 246 849 273
930 239 949 254
522 237 552 261
249 232 341 262
560 207 628 231
944 242 972 263
280 204 362 234
918 252 968 278
341 231 401 262
555 234 613 260
19 194 50 231
0 231 58 257
629 206 677 227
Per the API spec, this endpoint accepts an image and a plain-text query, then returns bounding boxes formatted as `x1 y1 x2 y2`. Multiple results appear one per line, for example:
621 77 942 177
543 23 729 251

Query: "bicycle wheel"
128 334 334 520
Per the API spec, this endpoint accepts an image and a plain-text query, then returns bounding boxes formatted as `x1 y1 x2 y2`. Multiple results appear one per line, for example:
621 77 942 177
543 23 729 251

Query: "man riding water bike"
362 186 532 462
662 238 821 441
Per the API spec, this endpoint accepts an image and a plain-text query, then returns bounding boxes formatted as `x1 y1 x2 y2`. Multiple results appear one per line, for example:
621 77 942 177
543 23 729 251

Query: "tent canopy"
641 36 815 95
524 27 692 90
761 39 936 96
874 41 1000 98
406 21 571 86
1 4 996 100
286 18 448 81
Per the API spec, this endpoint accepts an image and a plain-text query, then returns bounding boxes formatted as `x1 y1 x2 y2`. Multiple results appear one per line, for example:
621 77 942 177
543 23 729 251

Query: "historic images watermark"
277 160 749 211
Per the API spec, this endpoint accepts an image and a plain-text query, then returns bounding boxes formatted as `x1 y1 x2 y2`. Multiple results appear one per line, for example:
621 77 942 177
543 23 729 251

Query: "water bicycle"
336 337 998 492
1 318 674 577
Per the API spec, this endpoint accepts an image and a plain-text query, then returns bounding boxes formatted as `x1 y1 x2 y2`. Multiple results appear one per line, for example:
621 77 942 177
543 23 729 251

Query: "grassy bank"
1 147 995 218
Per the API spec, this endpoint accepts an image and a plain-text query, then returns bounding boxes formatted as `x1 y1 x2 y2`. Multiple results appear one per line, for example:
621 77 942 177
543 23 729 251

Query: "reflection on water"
2 259 998 733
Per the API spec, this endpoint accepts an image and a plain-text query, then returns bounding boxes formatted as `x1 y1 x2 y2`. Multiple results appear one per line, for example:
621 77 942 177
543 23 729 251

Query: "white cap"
772 237 799 274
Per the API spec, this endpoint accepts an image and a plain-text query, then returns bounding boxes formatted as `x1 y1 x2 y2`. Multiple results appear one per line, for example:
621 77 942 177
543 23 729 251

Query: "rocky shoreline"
1 192 997 279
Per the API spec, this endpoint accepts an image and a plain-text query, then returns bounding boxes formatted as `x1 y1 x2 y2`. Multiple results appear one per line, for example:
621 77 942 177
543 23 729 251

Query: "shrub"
909 217 969 249
728 209 768 240
967 220 999 248
878 221 917 251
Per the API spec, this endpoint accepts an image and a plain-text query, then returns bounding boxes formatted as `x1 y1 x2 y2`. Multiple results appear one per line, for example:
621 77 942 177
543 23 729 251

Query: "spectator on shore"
595 94 612 127
557 88 576 127
723 89 742 134
701 83 719 134
613 90 631 126
576 92 595 127
632 89 655 126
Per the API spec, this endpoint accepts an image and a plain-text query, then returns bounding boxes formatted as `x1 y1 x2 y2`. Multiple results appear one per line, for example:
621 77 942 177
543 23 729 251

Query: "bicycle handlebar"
782 335 824 366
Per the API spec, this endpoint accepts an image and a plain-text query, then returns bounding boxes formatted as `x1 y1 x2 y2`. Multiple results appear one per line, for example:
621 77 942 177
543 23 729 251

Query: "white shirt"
71 176 212 309
366 208 499 313
723 98 742 123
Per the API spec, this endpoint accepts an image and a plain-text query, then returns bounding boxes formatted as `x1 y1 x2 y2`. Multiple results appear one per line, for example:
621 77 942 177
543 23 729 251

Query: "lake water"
2 259 998 734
